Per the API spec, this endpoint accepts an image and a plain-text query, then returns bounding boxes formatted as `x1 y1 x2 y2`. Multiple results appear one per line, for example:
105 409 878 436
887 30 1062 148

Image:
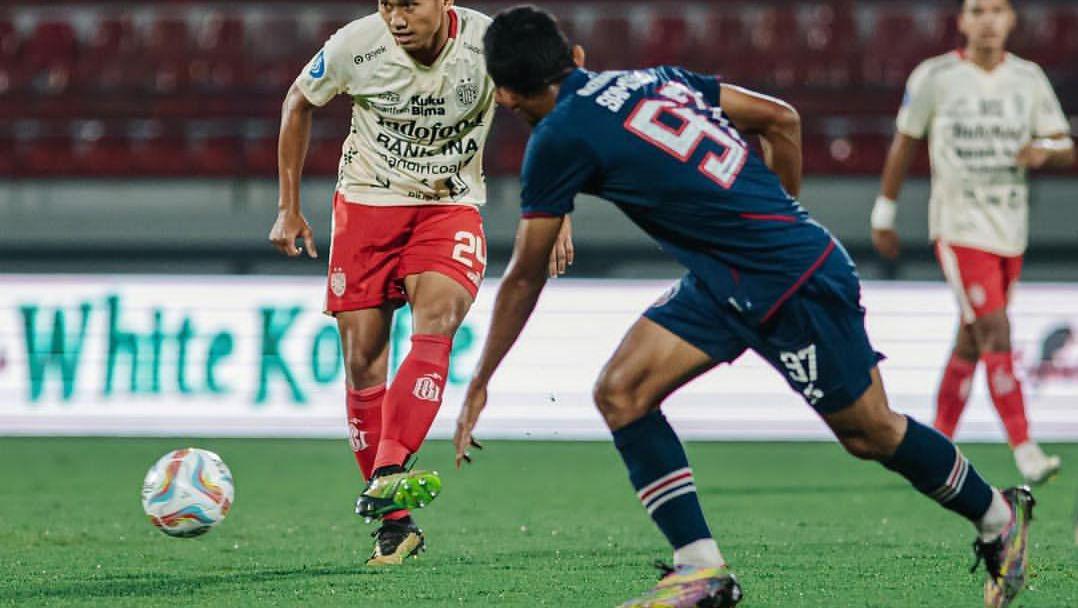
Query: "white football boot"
1013 441 1061 485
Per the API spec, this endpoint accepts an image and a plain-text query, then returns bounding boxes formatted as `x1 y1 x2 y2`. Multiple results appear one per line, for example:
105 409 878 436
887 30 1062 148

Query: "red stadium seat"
243 135 278 177
131 124 192 176
75 135 134 176
190 135 244 176
640 15 693 69
306 138 342 176
23 21 78 96
19 134 78 176
585 16 637 72
691 9 748 80
75 18 143 94
862 9 925 87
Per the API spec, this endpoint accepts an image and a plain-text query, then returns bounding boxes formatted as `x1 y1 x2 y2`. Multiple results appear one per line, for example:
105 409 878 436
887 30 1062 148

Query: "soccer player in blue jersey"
453 6 1034 608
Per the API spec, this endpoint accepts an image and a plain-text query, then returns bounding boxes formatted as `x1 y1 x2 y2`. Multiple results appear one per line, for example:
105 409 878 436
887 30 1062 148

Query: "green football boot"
356 467 442 519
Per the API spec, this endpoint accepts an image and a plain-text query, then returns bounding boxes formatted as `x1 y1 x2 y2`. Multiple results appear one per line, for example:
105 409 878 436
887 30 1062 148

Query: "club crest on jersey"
413 373 443 402
456 78 479 107
310 50 326 79
330 267 347 297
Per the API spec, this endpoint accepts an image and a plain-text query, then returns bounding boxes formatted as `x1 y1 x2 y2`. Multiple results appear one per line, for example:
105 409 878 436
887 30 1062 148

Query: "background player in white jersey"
268 0 572 566
871 0 1074 484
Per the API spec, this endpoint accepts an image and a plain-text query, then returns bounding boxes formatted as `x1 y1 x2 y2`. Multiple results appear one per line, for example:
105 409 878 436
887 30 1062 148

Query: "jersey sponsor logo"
375 115 485 146
455 79 479 107
375 132 480 158
413 373 443 402
411 95 447 117
446 173 471 199
330 267 347 297
353 46 387 65
309 50 326 78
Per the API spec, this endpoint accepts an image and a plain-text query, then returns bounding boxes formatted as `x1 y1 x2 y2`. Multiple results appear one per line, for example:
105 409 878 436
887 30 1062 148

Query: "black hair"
484 5 576 96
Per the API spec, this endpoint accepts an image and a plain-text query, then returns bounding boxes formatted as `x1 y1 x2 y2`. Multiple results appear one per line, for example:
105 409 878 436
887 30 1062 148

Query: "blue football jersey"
520 67 846 324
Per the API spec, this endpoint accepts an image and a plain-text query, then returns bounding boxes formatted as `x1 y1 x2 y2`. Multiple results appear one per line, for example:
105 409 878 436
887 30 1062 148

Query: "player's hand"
269 210 318 258
871 228 900 260
548 216 575 277
454 384 488 469
1016 143 1051 170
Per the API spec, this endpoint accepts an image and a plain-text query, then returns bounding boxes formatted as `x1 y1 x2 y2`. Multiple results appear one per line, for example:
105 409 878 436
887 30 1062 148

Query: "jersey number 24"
624 82 748 189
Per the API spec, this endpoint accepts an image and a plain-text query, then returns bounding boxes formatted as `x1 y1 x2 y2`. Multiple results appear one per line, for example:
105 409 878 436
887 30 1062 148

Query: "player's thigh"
935 241 1009 324
595 275 741 425
336 304 395 389
325 194 412 313
749 276 884 416
399 205 486 299
402 271 475 336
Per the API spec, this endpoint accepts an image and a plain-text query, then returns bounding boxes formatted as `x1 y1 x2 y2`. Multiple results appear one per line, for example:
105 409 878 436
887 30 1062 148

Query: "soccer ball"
141 448 234 538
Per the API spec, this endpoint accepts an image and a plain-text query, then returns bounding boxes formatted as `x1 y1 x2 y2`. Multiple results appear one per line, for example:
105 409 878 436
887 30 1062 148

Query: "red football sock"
982 351 1030 447
374 334 453 470
934 355 977 438
346 384 386 481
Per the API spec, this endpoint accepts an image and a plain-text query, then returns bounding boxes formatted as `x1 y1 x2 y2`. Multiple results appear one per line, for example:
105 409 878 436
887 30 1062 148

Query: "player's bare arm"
454 216 564 466
1016 134 1076 170
269 82 318 259
719 84 802 198
871 133 923 260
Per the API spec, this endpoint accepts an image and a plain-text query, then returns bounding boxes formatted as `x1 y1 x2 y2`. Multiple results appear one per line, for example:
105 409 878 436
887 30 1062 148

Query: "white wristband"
871 195 897 230
1032 137 1074 152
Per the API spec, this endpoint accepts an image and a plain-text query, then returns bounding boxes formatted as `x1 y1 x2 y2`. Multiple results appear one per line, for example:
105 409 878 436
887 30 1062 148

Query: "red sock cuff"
409 334 453 364
348 383 386 405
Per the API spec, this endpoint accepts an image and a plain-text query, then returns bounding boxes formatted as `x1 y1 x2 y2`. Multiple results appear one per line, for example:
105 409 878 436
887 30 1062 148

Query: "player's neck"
962 45 1006 72
407 14 452 67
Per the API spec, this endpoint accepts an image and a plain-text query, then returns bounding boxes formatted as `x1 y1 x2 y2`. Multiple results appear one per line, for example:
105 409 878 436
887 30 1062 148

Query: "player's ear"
572 45 586 69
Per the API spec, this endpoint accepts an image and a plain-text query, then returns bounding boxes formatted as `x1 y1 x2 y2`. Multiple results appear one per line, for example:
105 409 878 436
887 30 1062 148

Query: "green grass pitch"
1 438 1076 607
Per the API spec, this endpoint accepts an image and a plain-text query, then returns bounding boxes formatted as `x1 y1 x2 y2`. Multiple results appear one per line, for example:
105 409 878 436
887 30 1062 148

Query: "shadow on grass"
2 564 370 602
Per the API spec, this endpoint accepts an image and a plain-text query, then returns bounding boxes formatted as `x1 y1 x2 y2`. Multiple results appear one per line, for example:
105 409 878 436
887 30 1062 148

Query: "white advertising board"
1 275 1076 441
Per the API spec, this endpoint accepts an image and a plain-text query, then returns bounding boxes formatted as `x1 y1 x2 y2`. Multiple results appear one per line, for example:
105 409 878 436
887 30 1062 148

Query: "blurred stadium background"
2 0 1076 279
1 1 1077 435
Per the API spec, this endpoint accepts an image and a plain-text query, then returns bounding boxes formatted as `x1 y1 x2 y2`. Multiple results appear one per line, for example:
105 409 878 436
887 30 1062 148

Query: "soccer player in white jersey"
871 0 1074 485
268 0 572 566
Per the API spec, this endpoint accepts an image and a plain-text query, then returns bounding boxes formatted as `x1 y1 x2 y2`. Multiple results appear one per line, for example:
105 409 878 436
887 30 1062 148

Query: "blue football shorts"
644 252 884 414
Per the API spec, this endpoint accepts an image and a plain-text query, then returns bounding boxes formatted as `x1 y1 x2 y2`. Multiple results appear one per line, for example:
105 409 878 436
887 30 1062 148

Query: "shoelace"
654 560 676 579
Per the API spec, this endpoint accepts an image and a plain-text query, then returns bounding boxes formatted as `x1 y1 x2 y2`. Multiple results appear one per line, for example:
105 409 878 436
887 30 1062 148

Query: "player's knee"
593 369 648 426
972 313 1011 352
412 301 469 337
344 352 386 389
836 415 904 461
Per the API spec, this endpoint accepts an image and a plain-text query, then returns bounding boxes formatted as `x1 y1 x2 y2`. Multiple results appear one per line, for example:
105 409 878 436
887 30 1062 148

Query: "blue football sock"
883 416 994 522
612 410 712 549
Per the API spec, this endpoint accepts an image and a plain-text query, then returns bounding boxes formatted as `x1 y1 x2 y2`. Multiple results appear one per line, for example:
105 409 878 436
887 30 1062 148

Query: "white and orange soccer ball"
141 448 234 538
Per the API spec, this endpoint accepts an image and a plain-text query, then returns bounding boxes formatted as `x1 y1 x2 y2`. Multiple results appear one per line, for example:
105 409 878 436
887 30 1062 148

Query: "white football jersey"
897 51 1070 256
295 7 495 206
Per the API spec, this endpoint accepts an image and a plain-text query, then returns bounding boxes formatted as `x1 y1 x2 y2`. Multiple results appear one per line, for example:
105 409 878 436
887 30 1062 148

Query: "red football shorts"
935 241 1023 324
324 193 487 314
